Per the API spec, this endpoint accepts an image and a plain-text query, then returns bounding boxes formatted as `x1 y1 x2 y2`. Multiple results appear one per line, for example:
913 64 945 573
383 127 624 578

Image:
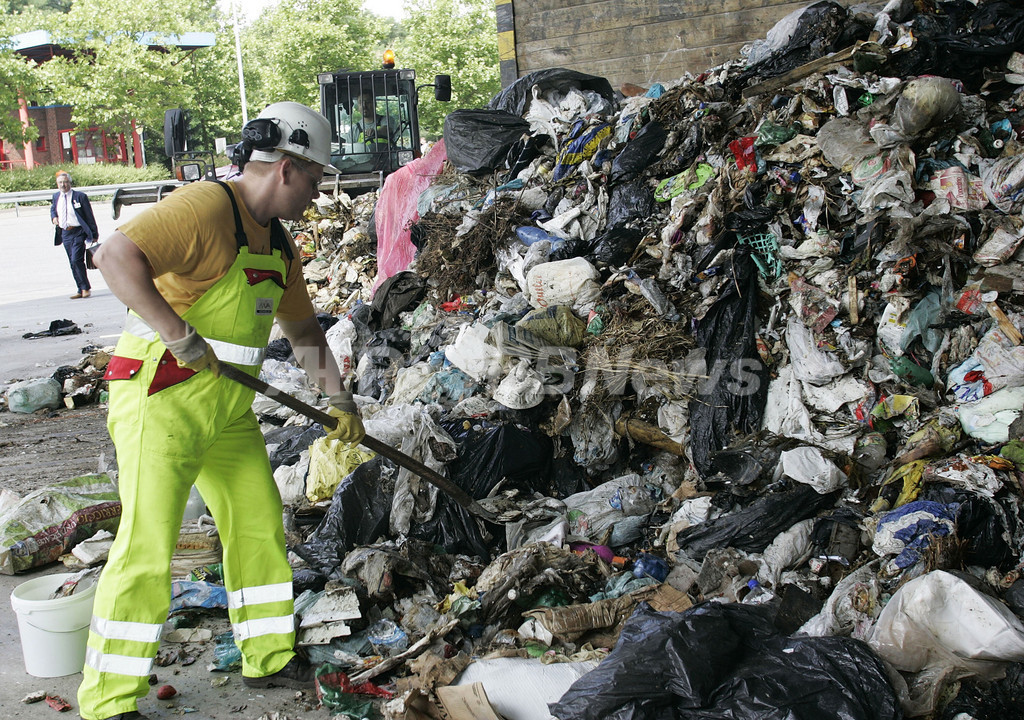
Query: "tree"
35 0 234 162
0 40 42 145
395 0 500 139
240 0 390 114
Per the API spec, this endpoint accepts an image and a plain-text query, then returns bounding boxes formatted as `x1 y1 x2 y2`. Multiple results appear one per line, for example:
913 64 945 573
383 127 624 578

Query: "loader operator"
78 102 364 720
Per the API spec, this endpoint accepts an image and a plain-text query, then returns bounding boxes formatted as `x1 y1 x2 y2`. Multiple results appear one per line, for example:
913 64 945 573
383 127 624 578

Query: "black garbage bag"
369 271 427 330
606 178 655 229
920 484 1015 571
549 235 596 262
549 602 902 720
591 226 644 268
489 68 616 117
922 1 1024 91
443 421 554 498
688 248 769 477
409 493 492 560
265 337 293 361
266 423 326 471
677 483 841 561
740 1 849 82
940 662 1024 720
609 121 667 185
294 456 394 576
506 134 547 177
443 109 530 175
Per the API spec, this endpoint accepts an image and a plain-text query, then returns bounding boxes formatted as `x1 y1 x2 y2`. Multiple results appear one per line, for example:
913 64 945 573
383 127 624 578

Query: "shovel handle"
217 363 497 523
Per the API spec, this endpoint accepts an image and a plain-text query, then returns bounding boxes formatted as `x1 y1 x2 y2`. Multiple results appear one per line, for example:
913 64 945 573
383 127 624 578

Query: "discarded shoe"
242 655 314 689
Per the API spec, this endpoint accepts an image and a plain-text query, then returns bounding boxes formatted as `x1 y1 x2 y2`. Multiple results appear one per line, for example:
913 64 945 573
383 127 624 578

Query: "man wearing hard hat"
77 102 364 720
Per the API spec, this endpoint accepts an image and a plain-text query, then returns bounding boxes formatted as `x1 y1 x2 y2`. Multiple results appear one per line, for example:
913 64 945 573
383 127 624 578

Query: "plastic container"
367 618 409 656
6 378 62 414
10 572 97 677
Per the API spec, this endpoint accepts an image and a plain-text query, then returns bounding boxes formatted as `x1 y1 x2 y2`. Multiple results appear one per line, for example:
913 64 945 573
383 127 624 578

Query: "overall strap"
270 218 294 261
211 179 248 251
211 179 293 260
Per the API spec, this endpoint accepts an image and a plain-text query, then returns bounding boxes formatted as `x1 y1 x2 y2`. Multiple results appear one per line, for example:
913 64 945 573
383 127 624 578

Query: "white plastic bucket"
10 572 97 677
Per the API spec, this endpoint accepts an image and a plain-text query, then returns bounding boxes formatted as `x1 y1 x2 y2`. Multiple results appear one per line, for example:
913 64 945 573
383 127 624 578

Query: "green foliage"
0 161 169 193
241 0 391 112
36 0 220 146
395 0 500 139
0 46 42 144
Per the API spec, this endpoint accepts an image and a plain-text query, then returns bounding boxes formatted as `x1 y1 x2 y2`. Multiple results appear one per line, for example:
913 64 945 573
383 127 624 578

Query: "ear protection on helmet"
233 117 312 170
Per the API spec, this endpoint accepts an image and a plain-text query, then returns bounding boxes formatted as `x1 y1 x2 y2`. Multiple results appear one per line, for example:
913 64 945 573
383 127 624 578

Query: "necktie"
62 193 69 228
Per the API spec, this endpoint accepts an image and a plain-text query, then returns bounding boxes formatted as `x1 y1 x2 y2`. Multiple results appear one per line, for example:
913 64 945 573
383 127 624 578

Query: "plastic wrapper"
554 121 613 181
981 154 1024 213
872 500 957 571
254 359 323 420
375 139 447 291
443 109 530 175
891 76 961 138
0 474 121 574
688 250 769 477
515 305 587 348
266 424 326 471
363 405 458 536
551 602 901 720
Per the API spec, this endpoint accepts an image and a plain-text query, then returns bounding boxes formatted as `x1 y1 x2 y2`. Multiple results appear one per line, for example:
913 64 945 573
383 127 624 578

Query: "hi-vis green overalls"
79 186 297 720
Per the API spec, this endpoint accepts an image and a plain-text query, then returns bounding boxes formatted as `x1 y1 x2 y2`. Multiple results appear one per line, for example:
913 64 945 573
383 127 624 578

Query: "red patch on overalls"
148 349 197 395
104 355 144 380
244 268 286 289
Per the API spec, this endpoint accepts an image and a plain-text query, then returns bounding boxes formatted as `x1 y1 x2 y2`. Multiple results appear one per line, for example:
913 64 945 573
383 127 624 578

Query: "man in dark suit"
51 170 99 299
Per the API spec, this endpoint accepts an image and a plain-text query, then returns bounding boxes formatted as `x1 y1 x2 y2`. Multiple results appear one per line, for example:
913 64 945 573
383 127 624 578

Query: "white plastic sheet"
867 570 1024 716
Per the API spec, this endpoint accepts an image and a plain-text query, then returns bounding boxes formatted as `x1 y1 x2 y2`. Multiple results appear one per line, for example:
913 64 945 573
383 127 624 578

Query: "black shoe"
242 655 315 689
87 712 148 720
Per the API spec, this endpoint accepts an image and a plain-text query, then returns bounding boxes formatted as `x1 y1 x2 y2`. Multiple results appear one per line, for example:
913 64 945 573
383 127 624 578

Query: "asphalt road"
0 201 151 385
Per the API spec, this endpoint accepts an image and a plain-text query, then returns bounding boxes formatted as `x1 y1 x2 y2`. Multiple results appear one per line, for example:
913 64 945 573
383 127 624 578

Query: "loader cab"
318 54 450 186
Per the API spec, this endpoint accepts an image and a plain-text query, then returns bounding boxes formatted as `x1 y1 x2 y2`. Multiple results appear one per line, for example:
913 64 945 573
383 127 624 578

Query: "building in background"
3 29 214 171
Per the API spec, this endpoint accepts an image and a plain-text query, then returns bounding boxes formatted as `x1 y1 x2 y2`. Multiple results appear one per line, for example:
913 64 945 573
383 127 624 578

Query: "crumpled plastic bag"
868 570 1024 716
306 437 377 504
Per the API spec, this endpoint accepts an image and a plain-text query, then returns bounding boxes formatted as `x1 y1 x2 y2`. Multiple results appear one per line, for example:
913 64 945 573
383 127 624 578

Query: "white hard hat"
493 359 545 410
246 101 340 174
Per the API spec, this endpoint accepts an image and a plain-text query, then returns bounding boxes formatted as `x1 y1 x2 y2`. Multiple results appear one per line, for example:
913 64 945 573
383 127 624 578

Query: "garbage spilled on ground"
7 1 1024 717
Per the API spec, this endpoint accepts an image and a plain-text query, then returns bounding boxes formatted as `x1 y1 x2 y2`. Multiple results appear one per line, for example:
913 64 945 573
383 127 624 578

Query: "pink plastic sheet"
373 139 448 294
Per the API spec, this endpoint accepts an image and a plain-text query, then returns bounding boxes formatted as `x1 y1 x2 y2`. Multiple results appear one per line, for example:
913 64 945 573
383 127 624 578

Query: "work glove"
163 323 220 377
326 391 365 445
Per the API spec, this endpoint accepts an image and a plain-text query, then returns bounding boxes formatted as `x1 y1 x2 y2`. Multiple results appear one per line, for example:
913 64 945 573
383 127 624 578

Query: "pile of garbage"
9 0 1024 717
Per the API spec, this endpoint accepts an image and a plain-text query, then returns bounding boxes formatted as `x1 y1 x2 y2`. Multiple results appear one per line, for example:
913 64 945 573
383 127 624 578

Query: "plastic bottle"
743 579 774 605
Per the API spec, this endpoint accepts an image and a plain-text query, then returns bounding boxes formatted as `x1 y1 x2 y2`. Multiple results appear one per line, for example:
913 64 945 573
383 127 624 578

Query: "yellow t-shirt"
119 181 314 322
